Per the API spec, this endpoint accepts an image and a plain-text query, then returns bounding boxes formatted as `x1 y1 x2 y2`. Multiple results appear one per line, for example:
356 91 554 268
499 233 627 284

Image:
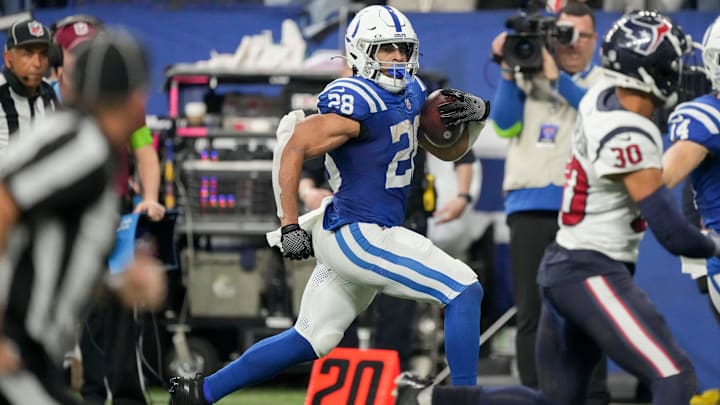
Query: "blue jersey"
316 75 427 230
668 93 720 231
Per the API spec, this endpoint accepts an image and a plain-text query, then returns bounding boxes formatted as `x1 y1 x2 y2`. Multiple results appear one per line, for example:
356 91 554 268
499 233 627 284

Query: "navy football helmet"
600 10 691 107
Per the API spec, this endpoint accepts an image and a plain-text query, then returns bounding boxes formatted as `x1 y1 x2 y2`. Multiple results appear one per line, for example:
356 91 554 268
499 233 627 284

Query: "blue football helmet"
600 10 691 107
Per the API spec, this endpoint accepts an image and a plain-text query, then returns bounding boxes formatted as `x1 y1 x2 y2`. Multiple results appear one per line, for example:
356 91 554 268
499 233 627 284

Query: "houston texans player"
663 16 720 318
535 11 720 405
166 5 543 405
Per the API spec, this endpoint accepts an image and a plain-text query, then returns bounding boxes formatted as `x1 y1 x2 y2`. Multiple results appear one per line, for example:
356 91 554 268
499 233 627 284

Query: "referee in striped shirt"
0 18 58 154
0 30 162 405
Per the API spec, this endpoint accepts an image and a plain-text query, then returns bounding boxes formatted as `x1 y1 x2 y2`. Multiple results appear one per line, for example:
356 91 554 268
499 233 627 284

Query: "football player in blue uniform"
535 11 720 405
168 5 499 405
663 16 720 318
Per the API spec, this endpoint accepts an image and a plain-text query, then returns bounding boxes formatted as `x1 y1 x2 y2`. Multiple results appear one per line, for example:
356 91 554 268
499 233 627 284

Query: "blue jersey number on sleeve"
327 93 355 115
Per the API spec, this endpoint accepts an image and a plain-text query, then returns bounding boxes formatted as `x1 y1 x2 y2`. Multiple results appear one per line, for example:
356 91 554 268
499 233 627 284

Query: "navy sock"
444 282 482 385
203 328 317 402
482 386 551 404
433 385 550 404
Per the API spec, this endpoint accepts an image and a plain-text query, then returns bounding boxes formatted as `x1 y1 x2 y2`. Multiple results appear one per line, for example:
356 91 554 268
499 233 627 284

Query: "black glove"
438 88 491 128
281 224 314 260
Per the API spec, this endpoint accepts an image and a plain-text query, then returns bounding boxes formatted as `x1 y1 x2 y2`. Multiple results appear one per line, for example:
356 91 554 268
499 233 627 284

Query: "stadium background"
3 2 718 395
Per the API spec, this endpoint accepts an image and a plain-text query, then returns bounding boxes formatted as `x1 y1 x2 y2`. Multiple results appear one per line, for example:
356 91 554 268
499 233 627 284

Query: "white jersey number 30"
561 157 589 226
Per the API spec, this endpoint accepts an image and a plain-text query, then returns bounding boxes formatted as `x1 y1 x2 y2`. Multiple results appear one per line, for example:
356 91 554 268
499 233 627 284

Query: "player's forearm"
662 141 708 189
279 146 305 226
135 145 161 202
638 185 716 258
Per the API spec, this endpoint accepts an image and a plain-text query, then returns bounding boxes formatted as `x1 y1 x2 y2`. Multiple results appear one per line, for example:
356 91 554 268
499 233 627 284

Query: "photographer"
489 2 608 403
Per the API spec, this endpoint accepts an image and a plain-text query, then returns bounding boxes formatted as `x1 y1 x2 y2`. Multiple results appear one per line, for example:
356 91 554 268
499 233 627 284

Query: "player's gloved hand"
438 89 491 127
281 224 314 260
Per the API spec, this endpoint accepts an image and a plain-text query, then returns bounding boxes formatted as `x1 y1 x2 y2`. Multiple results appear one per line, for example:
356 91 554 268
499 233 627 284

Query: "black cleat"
394 371 434 405
168 373 210 405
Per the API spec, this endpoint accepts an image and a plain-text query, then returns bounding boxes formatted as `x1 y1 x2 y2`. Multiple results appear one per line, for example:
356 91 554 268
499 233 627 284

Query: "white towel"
267 196 332 248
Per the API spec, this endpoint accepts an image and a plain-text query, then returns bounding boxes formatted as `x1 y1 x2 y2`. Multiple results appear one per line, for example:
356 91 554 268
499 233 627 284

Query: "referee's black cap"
6 19 51 50
71 29 148 104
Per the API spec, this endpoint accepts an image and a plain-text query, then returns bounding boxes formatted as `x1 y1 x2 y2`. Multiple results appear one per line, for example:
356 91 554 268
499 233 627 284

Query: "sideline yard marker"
305 347 400 405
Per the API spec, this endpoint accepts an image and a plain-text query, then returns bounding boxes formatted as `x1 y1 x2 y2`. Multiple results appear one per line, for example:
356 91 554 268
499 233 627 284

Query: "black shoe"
394 371 434 405
168 374 210 405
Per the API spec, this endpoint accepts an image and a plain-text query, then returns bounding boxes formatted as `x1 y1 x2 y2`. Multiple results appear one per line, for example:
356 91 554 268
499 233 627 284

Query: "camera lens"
502 33 544 73
515 39 535 59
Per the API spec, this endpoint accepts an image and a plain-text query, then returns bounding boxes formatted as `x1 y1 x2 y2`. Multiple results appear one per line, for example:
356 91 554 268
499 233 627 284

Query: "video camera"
502 0 577 73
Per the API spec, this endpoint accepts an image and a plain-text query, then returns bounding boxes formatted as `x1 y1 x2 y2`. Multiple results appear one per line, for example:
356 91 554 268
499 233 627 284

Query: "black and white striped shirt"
0 110 119 364
0 67 58 154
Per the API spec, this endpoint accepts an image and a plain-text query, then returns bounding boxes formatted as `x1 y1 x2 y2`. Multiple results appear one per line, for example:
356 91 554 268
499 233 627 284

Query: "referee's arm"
0 181 20 373
0 180 19 258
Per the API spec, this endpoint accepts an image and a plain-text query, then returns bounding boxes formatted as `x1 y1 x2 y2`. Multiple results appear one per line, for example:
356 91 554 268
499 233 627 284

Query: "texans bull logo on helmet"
617 15 672 56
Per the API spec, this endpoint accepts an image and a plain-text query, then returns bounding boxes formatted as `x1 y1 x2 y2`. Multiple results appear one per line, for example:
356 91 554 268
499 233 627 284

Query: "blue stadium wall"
24 5 720 391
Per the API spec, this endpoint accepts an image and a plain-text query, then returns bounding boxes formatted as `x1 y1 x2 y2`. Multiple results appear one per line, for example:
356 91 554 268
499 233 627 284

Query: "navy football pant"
508 212 609 403
536 271 696 405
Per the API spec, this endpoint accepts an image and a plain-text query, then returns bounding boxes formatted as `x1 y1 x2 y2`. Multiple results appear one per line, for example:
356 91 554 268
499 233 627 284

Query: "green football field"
146 389 658 405
144 387 655 405
147 386 307 405
144 387 653 405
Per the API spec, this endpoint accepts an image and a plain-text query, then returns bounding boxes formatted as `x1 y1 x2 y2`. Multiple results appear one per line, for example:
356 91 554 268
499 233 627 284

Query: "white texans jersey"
556 80 663 263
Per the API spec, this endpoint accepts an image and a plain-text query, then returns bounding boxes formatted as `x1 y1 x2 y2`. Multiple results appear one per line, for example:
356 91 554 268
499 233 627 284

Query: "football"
420 89 465 148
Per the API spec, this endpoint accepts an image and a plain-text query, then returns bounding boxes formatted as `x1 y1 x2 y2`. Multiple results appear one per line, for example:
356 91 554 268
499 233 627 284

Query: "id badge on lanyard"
537 124 558 147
